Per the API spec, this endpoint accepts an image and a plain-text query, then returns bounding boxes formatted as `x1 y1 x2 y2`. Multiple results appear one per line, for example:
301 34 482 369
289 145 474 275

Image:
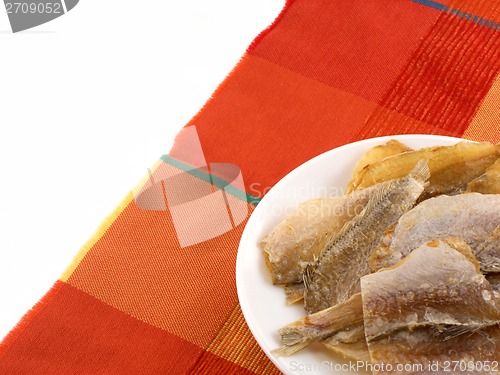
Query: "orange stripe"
67 194 255 348
188 350 261 375
205 304 281 374
462 74 500 143
60 158 170 282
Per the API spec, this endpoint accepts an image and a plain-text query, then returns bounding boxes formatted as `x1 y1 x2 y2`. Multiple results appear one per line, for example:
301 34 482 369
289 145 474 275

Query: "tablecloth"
0 0 499 374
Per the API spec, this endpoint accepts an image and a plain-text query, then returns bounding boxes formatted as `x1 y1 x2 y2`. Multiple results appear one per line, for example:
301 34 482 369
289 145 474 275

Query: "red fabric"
0 282 203 374
251 0 440 102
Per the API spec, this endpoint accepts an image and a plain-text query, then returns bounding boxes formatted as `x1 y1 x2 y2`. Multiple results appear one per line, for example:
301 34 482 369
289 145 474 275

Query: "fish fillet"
348 141 499 200
347 140 413 192
370 193 500 273
467 158 500 194
273 239 497 363
487 273 500 293
304 160 430 313
322 334 370 362
284 283 305 304
261 184 384 285
362 240 500 374
476 226 500 273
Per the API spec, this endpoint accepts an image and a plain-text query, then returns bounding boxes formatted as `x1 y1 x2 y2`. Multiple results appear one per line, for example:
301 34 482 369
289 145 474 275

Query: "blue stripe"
412 0 449 12
159 155 262 205
412 0 500 30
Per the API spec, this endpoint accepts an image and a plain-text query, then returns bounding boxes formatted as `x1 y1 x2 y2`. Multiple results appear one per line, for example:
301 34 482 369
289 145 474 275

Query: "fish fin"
303 263 314 290
408 159 431 183
272 329 314 356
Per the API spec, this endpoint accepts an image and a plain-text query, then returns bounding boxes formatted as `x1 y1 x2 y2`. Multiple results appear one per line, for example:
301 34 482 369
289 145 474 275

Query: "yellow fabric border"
59 192 134 282
60 159 164 282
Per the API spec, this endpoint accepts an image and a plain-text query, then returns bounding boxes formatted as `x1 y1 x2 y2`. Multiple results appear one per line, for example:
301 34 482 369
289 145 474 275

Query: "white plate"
236 134 463 375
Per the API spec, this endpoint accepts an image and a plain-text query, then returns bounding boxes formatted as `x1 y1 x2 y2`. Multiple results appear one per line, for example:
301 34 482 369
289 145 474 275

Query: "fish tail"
409 159 431 183
272 329 314 356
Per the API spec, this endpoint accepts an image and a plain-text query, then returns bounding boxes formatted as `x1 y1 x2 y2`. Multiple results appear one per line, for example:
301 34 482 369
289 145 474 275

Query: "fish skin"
361 240 500 374
369 193 500 273
284 283 305 305
273 293 364 357
467 158 500 194
475 226 500 273
322 329 370 362
273 238 499 363
368 326 500 375
349 142 500 201
487 273 500 294
347 139 413 193
303 160 430 314
261 183 386 285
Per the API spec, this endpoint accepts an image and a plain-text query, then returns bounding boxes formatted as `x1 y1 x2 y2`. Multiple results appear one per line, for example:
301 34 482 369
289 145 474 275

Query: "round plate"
236 134 463 375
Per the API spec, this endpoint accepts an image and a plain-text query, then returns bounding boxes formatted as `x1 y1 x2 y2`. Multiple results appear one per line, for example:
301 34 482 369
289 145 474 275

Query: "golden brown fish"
303 160 430 313
283 283 306 305
347 140 413 192
273 239 493 362
322 333 370 362
476 226 500 273
261 183 386 285
487 273 500 293
273 293 364 357
369 193 500 273
467 158 500 194
362 240 500 374
348 141 500 200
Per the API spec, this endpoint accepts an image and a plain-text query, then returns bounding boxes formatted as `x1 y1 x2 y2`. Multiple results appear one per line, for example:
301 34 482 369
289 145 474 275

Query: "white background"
0 0 284 340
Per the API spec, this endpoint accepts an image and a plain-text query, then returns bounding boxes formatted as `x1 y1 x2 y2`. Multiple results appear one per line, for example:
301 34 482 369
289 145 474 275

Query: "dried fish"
467 158 500 194
362 240 500 374
369 193 500 273
347 140 413 192
348 141 499 200
261 184 385 285
476 226 500 273
273 293 364 357
322 332 370 362
487 273 500 293
304 160 430 313
284 283 305 305
264 140 500 368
